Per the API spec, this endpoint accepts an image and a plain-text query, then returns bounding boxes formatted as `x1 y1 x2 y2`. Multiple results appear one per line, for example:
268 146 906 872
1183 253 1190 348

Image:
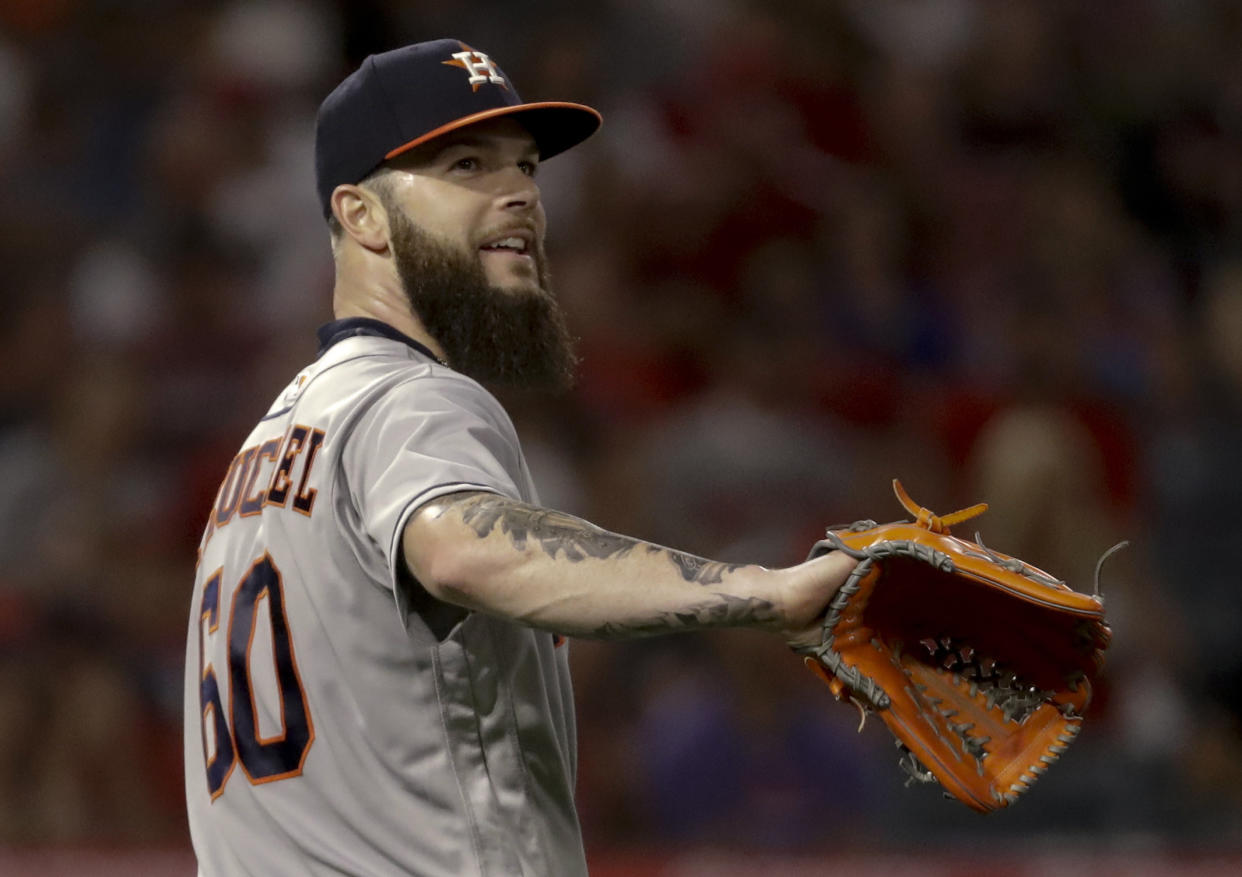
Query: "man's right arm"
401 491 854 646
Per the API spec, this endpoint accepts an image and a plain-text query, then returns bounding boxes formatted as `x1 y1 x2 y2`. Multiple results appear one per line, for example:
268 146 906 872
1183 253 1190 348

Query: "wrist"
738 565 793 634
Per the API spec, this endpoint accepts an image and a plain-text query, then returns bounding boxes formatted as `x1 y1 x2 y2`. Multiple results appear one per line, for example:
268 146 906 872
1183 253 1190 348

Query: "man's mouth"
479 231 533 259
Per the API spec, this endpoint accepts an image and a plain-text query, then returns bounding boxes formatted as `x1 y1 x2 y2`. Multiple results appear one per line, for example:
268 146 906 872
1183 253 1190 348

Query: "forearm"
402 491 784 639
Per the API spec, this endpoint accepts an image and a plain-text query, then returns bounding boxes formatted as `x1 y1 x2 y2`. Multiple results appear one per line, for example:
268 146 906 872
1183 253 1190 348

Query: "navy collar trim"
316 317 445 364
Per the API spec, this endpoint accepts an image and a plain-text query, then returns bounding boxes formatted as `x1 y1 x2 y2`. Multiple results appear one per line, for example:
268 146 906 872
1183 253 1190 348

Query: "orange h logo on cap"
443 45 507 91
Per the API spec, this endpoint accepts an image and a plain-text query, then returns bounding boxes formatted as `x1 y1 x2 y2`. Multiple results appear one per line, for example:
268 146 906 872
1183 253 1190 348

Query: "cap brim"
384 101 602 163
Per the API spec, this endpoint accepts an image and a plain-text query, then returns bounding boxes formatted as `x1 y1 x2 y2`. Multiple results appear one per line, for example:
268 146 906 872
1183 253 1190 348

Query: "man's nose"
499 169 540 211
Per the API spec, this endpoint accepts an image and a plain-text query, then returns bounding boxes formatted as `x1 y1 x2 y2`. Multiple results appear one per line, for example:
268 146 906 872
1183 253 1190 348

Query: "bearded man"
184 39 853 876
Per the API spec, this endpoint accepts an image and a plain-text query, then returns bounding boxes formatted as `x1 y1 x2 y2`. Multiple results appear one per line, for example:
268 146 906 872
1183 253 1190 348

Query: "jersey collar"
316 317 446 365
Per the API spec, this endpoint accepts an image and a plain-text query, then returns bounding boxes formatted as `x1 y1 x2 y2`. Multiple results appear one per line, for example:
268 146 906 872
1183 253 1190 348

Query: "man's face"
377 118 577 390
382 116 549 294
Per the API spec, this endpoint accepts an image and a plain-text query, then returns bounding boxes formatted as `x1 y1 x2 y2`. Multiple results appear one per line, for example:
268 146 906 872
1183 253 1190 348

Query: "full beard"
388 209 578 392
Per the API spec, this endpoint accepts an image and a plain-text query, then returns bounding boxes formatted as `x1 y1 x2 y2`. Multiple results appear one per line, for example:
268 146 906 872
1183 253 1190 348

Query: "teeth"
486 236 527 251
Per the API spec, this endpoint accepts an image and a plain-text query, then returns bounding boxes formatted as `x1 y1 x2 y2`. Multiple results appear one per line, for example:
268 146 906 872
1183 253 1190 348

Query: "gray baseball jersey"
184 318 586 876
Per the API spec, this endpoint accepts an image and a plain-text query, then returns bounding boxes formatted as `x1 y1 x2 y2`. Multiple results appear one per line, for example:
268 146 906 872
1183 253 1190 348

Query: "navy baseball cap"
315 39 602 219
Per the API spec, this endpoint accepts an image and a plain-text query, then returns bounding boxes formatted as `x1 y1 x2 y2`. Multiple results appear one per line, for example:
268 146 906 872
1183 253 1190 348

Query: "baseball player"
184 39 854 876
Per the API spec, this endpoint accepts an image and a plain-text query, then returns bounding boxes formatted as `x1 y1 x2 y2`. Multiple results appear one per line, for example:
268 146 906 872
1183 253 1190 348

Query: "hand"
771 549 857 649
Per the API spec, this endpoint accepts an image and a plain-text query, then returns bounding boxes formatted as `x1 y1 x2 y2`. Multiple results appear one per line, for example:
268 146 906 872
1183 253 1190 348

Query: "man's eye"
518 160 538 177
452 157 480 171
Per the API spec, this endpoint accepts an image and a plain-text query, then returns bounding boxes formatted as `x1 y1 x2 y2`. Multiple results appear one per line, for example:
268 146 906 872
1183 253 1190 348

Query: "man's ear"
331 184 390 252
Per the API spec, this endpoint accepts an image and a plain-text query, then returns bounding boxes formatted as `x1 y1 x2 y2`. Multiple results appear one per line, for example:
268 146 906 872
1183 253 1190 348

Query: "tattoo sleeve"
586 595 779 639
435 492 777 637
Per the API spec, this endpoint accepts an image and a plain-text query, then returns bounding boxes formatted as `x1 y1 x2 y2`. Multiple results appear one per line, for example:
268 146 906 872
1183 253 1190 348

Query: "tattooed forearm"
421 493 778 639
666 552 744 585
450 494 745 585
587 594 779 639
456 494 641 563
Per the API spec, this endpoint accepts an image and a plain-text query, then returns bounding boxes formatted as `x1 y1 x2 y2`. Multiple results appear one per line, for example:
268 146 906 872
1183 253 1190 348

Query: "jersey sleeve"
341 371 526 585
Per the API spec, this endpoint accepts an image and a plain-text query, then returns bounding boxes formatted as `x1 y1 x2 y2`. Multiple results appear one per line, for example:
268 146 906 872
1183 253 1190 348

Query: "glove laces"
892 479 988 534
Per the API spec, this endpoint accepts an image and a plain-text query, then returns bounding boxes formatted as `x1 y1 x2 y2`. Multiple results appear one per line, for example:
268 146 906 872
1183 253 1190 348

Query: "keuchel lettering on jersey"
265 424 326 512
239 437 282 517
199 425 328 555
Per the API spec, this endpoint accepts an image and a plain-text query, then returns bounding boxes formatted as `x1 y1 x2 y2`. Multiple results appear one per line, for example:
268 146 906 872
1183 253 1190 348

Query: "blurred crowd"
2 0 1242 859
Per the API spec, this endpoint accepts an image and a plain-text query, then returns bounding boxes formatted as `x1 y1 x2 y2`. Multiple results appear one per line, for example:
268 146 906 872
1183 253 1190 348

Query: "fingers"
779 550 856 644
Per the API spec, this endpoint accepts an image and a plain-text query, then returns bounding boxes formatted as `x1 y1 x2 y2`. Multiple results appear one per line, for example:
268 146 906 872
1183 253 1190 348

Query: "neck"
332 274 447 364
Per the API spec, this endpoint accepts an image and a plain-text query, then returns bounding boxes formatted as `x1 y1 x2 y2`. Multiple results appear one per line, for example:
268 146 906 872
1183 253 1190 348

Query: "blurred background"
2 0 1241 873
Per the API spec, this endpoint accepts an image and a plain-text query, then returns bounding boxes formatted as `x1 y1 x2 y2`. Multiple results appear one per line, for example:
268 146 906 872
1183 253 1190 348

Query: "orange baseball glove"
796 480 1114 812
